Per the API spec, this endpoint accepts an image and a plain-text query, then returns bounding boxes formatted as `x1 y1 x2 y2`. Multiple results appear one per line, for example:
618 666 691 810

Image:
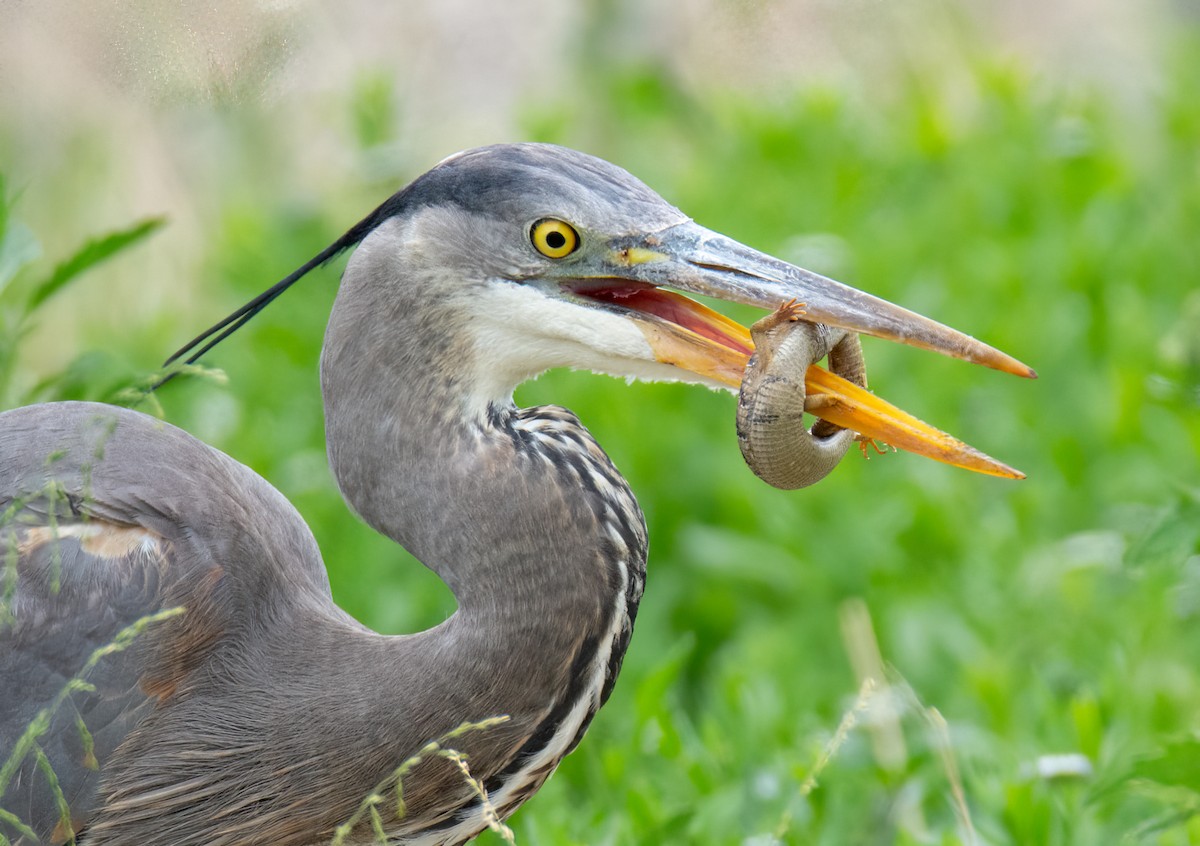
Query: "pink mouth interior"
568 281 753 356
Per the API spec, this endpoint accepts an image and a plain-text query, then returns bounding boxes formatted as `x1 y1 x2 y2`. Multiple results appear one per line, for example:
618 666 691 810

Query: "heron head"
169 143 1034 475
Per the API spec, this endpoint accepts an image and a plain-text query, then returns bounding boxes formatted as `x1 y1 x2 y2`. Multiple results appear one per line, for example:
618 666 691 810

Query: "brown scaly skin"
736 300 871 489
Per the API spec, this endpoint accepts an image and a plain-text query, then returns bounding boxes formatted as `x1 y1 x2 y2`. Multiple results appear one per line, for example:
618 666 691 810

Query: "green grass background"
2 6 1199 845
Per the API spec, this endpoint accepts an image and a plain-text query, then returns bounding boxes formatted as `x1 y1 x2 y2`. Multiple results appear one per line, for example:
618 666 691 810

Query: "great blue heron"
0 143 1032 845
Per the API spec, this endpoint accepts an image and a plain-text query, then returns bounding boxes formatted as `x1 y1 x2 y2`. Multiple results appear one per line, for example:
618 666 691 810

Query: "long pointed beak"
644 223 1036 378
574 221 1034 478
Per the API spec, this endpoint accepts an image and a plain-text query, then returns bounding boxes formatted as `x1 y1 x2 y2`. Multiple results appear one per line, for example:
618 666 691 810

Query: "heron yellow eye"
530 219 579 259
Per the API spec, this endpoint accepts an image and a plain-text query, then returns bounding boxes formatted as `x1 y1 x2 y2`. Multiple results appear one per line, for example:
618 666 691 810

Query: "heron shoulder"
1 401 331 606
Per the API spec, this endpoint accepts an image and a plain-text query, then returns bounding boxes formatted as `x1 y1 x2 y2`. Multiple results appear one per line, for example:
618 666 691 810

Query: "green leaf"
1126 495 1200 568
26 217 165 311
1131 736 1200 791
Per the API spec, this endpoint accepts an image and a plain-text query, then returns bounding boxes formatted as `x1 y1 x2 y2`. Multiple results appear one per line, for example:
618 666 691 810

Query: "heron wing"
0 402 268 845
0 516 178 845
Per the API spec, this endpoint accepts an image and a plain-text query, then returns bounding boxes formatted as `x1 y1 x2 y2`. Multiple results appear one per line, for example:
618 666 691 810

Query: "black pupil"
545 230 567 250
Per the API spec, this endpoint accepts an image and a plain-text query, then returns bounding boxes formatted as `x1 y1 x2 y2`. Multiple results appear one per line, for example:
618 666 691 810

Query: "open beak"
567 221 1035 479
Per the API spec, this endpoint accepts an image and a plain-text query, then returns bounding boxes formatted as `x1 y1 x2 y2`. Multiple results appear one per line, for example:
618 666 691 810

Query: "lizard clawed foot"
856 437 895 459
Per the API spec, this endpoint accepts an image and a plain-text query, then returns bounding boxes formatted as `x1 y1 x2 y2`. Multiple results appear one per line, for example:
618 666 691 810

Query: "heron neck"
318 306 648 823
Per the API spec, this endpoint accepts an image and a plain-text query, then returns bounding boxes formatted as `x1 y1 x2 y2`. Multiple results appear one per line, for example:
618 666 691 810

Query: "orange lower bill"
802 364 1024 479
629 289 1024 480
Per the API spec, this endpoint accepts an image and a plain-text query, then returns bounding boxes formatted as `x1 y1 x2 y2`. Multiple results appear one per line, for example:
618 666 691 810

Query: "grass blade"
27 217 165 311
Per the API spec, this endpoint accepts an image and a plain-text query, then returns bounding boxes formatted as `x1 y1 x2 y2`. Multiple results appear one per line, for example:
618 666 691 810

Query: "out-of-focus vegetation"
0 202 166 409
3 10 1199 845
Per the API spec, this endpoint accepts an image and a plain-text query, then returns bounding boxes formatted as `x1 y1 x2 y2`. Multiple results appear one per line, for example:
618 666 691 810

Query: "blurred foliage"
3 17 1200 846
0 185 165 409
